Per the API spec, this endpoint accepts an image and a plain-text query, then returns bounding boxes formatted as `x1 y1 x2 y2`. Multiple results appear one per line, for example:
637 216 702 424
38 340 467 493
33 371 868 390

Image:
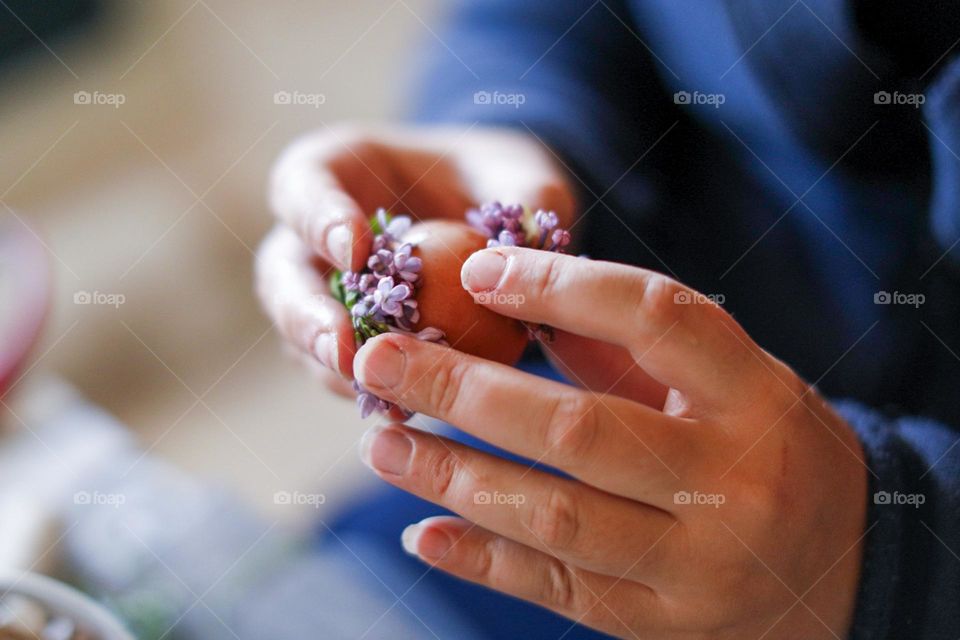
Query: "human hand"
255 125 574 387
352 247 868 639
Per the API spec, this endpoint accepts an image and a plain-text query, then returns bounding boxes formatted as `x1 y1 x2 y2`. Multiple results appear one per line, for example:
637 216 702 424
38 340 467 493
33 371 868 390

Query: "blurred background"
1 0 443 527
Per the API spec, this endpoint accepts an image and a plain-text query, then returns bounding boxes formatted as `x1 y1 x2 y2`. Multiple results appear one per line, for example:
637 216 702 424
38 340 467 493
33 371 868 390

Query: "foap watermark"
473 90 526 109
474 490 526 508
874 490 925 508
674 90 725 108
473 291 525 307
73 491 126 508
273 490 326 508
874 290 925 308
674 291 725 306
274 90 326 108
674 490 726 508
74 290 125 308
74 90 126 108
874 91 924 109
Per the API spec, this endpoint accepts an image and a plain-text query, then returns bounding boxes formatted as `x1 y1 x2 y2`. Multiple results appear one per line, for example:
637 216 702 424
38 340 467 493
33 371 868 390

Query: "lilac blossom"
467 201 570 251
372 277 411 318
354 381 395 419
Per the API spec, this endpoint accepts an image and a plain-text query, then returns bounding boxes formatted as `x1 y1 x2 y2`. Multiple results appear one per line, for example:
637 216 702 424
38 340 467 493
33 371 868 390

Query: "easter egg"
404 220 528 365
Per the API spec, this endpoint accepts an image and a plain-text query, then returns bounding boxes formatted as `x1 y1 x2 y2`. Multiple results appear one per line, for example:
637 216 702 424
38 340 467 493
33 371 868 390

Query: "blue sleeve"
836 401 960 639
412 0 671 210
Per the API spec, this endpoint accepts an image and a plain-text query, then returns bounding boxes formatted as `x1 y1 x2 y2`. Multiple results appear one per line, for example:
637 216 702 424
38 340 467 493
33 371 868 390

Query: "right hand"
255 124 576 389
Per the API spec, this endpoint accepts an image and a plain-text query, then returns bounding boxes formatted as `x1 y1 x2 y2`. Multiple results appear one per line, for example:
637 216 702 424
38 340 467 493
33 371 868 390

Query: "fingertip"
402 516 466 561
312 332 339 371
313 329 356 378
400 523 422 556
353 333 407 392
461 248 508 294
328 216 372 272
324 223 354 271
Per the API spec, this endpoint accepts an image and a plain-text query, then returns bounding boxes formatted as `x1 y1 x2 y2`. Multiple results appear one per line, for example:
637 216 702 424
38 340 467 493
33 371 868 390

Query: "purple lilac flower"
497 229 518 246
534 209 559 247
371 277 411 318
354 381 392 419
467 201 569 251
549 228 571 251
376 208 411 241
358 273 377 293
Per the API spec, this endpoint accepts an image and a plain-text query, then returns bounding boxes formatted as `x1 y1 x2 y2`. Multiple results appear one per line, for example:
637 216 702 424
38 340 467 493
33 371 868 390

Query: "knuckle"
543 558 594 617
632 274 688 333
531 254 567 300
529 485 582 552
473 535 499 581
425 447 462 499
542 394 599 468
427 357 468 417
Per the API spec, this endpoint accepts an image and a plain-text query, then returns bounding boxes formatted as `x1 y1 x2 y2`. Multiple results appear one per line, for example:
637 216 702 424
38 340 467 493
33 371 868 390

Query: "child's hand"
353 247 868 640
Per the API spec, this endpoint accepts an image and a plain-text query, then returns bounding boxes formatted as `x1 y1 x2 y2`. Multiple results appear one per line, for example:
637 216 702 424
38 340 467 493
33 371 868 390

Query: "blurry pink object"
0 220 51 396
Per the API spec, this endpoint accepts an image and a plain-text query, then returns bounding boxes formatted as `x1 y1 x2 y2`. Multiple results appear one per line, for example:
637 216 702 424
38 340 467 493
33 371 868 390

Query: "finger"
269 132 376 271
401 516 662 638
359 423 678 581
540 331 669 409
461 248 766 407
256 226 356 377
354 334 699 505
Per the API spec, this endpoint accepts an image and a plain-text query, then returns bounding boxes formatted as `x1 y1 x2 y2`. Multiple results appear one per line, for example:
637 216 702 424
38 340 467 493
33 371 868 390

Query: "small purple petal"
358 273 377 292
357 391 379 418
388 283 411 302
376 208 390 233
386 216 411 239
551 229 571 249
414 326 444 342
534 209 558 231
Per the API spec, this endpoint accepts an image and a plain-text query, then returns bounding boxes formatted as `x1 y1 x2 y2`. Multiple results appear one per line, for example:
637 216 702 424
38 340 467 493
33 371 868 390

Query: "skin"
256 124 868 639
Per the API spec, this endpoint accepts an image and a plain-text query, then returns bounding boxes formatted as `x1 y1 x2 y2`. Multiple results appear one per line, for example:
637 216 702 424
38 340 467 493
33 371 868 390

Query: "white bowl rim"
0 570 134 639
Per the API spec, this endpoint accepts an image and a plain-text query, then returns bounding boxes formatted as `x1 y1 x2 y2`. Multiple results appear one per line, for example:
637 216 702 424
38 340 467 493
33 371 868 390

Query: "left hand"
353 247 868 640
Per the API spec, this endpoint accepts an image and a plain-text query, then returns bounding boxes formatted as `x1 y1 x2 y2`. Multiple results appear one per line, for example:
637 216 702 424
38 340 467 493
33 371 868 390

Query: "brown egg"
404 220 528 365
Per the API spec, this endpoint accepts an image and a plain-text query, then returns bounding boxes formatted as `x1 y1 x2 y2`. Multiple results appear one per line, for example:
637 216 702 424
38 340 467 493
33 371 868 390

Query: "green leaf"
329 269 347 307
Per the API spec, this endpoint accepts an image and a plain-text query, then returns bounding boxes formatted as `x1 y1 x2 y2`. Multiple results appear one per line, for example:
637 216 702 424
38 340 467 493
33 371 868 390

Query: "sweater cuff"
833 400 906 640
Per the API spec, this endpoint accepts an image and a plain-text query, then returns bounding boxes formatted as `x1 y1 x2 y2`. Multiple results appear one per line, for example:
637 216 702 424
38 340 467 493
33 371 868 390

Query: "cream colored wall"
0 0 442 526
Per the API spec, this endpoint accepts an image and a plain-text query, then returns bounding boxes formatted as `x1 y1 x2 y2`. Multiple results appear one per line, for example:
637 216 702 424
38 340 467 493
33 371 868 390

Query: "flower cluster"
335 209 444 344
332 209 445 418
467 201 572 343
334 204 571 419
466 201 571 251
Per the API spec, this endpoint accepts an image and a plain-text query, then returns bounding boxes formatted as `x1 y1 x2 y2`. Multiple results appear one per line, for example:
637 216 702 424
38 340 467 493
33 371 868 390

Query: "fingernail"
402 523 453 560
360 427 412 475
400 524 421 555
312 332 338 370
356 339 405 389
326 224 353 268
462 250 506 293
